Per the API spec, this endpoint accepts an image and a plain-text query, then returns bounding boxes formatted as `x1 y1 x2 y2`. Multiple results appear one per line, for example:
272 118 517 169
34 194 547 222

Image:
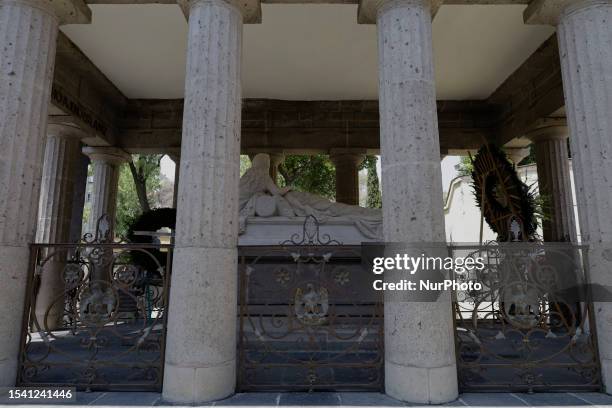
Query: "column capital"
245 147 284 155
268 152 285 165
503 146 531 165
82 147 131 165
47 123 88 140
524 0 611 25
358 0 442 24
329 148 367 166
166 148 181 163
525 119 569 143
177 0 261 23
3 0 91 24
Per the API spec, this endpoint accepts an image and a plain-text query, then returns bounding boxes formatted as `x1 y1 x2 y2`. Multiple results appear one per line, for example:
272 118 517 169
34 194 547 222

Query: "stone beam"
51 32 127 146
487 34 565 147
117 99 497 154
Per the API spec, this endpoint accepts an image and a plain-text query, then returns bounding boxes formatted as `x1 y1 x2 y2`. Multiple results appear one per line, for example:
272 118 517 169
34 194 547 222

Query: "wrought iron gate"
237 218 384 391
451 242 601 392
18 216 171 391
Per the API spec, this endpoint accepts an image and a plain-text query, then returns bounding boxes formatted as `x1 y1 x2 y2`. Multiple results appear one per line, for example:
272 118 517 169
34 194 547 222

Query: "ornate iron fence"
237 217 384 392
17 216 171 391
451 242 601 392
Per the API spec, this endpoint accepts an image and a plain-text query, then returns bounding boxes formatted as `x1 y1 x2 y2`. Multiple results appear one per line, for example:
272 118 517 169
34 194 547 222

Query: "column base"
162 359 236 403
385 360 458 404
33 259 67 331
602 358 612 395
162 246 238 403
0 246 30 387
0 358 18 388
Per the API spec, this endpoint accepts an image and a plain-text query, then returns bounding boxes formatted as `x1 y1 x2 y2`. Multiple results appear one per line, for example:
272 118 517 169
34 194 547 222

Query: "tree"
362 156 381 208
115 155 162 237
128 154 163 213
456 156 474 177
278 155 336 200
240 155 251 176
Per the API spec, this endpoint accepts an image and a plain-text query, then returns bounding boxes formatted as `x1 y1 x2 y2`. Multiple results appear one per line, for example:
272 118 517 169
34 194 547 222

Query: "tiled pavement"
1 392 612 407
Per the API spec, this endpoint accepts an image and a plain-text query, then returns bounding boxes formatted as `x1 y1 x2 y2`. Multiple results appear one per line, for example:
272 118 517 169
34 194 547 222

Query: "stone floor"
1 392 612 407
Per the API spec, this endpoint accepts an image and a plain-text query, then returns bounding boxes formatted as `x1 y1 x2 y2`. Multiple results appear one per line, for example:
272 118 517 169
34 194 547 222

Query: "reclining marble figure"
239 153 383 240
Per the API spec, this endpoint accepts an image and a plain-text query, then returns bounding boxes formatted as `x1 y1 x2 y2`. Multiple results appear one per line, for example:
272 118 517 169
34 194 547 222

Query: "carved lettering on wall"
51 86 109 136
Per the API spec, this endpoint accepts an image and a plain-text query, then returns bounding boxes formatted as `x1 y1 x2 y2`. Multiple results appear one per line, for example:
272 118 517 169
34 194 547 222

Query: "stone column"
330 150 365 205
169 153 180 209
359 0 457 402
68 152 90 244
162 0 256 402
526 122 576 242
82 147 130 237
34 124 85 329
526 0 612 391
0 0 89 387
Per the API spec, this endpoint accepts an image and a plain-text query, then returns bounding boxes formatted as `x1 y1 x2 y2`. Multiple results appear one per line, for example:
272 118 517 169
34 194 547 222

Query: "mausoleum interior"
1 0 611 404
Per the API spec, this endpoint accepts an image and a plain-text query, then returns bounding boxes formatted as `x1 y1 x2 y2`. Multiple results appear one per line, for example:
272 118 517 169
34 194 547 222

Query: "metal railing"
449 242 601 392
17 216 172 391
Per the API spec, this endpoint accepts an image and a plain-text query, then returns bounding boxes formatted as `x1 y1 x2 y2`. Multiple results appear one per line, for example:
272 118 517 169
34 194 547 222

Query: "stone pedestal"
82 147 130 237
330 150 365 205
366 0 458 402
35 124 85 329
527 0 612 392
162 0 248 402
526 123 576 242
0 0 90 387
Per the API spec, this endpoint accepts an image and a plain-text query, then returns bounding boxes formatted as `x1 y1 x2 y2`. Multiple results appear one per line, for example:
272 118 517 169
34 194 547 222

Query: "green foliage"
457 155 474 176
240 155 252 176
278 155 336 200
116 155 162 238
362 156 382 208
470 144 539 241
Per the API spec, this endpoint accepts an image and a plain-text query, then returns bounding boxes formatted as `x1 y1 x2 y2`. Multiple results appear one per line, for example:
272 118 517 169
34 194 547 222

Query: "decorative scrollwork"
18 215 171 391
238 244 383 392
78 282 116 325
280 215 342 246
294 284 329 326
452 242 601 392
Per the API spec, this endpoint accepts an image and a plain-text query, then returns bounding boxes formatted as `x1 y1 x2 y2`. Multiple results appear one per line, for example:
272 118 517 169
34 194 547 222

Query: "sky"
160 154 462 193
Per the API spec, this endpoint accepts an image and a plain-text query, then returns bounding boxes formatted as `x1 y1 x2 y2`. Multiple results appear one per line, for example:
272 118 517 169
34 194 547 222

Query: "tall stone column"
162 0 257 402
330 150 365 205
82 147 130 237
34 124 85 329
526 0 612 391
526 122 576 242
0 0 90 386
169 152 180 209
68 152 90 244
359 0 457 402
